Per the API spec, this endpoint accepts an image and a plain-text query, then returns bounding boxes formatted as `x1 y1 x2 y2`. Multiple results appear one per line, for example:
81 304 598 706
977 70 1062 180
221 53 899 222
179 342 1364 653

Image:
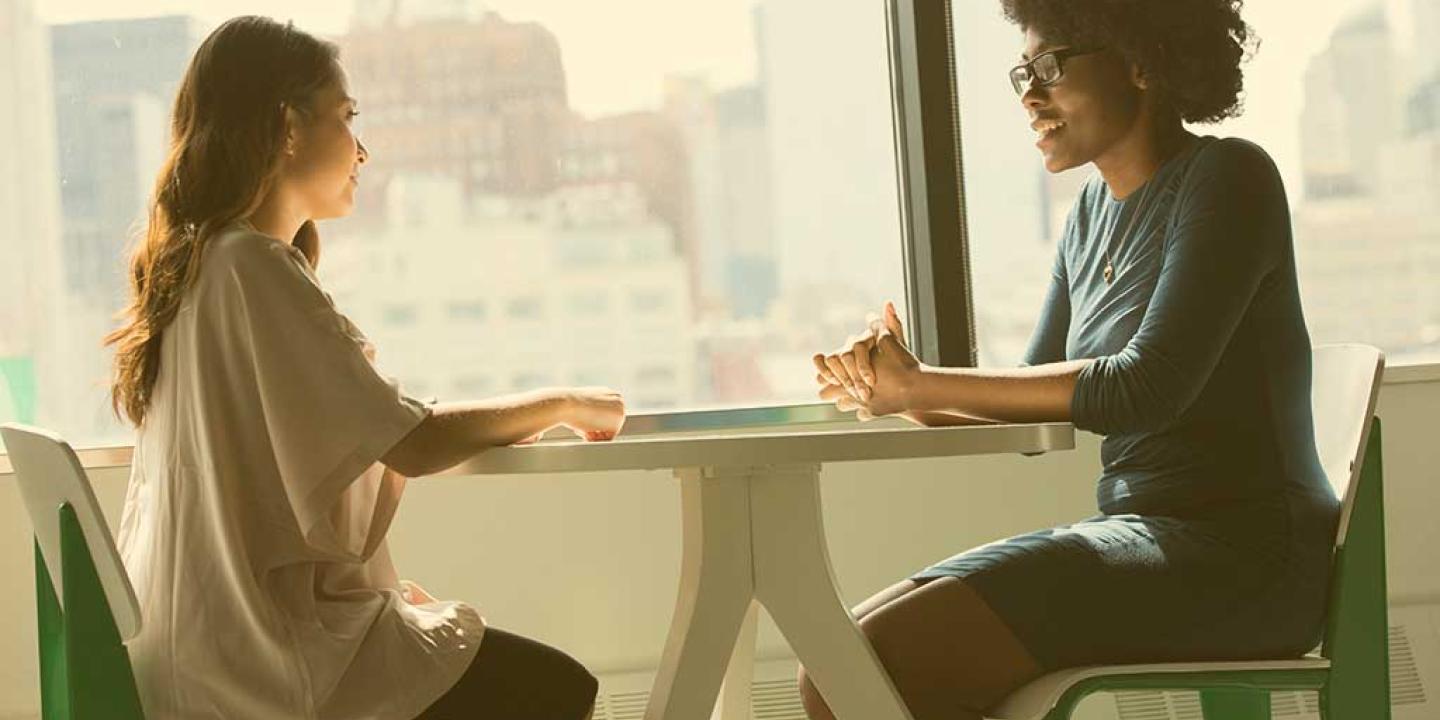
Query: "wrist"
902 365 935 412
531 388 575 428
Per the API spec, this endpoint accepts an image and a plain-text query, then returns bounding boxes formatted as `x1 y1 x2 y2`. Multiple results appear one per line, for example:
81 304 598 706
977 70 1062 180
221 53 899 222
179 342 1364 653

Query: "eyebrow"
1021 46 1063 62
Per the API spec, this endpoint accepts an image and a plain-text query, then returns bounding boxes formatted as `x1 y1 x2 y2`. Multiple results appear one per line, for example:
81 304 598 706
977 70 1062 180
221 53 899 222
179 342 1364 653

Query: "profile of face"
280 65 368 221
1019 27 1147 174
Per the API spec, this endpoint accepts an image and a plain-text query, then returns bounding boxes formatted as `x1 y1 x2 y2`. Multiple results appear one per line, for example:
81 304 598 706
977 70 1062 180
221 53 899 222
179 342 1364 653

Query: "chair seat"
987 655 1332 720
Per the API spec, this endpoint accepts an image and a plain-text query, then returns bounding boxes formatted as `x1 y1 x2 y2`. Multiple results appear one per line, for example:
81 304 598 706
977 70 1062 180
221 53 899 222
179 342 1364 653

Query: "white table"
444 421 1074 720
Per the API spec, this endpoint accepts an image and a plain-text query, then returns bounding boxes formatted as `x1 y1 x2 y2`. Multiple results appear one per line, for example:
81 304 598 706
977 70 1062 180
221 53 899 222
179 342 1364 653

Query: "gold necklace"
1103 179 1154 285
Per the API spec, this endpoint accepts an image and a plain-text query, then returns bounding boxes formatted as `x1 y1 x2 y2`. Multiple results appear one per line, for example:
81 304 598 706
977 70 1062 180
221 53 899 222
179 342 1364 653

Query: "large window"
955 0 1440 367
4 0 1437 451
0 0 908 446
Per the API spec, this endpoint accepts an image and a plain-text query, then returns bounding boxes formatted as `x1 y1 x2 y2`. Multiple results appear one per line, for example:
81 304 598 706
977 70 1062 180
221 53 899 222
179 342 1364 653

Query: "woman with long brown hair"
108 16 618 719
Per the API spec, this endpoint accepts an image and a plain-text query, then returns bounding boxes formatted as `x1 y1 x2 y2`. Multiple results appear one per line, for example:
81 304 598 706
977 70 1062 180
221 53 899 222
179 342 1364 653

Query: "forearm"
383 389 571 476
905 360 1093 423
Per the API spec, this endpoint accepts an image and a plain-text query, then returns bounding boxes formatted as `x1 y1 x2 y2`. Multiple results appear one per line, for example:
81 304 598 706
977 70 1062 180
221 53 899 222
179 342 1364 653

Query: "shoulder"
201 224 316 292
193 223 332 321
1184 136 1283 189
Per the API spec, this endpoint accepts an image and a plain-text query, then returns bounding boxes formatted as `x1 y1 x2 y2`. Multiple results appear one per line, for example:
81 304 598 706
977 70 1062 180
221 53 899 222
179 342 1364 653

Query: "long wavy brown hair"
107 16 339 427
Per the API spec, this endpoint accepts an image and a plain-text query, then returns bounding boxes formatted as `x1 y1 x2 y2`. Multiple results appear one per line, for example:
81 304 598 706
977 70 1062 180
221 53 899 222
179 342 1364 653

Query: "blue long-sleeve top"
1026 136 1337 516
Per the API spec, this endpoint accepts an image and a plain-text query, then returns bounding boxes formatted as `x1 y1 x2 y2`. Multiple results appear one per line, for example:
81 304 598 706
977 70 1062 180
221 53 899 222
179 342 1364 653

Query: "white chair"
986 344 1391 720
1 423 146 719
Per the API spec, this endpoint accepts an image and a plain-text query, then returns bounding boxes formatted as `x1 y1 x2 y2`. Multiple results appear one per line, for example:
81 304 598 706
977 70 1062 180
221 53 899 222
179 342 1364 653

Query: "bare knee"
853 578 1043 718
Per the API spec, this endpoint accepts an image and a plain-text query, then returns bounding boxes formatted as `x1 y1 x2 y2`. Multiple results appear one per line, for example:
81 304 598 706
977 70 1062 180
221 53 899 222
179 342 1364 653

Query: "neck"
246 189 307 244
1094 109 1192 201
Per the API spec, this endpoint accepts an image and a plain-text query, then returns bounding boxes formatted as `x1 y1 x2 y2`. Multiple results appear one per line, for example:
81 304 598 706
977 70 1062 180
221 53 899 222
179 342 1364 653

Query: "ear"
1130 61 1150 91
281 103 304 157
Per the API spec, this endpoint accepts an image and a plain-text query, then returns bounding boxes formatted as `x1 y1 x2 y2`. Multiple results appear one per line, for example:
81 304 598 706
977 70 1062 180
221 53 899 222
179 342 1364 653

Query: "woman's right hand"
561 387 626 441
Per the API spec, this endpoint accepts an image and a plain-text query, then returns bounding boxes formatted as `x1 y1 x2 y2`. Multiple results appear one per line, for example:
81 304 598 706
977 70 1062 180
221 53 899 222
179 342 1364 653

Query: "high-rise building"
321 176 697 409
1293 3 1440 358
1299 5 1400 199
664 77 778 320
753 0 903 304
339 11 571 206
1412 0 1440 83
0 0 65 426
50 15 200 307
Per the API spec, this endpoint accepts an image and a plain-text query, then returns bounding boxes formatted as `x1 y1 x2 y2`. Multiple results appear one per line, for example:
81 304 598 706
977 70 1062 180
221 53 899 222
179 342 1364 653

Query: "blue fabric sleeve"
1021 247 1071 367
1071 139 1286 434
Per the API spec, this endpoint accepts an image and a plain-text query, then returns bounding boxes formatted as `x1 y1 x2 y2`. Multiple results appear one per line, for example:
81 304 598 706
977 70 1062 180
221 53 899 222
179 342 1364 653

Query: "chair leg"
1199 689 1271 720
1319 419 1392 720
36 541 71 720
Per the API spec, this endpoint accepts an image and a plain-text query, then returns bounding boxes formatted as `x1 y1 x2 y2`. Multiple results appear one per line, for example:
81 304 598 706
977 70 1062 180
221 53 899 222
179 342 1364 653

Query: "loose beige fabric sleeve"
216 238 430 557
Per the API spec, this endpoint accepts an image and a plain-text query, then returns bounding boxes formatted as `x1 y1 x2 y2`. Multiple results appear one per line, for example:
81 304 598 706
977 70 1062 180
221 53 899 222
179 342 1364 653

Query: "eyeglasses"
1009 47 1105 96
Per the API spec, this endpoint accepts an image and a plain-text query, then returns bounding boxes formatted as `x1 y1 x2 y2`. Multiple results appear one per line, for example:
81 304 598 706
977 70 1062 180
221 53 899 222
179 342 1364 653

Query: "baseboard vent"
1115 603 1440 720
1114 690 1203 720
590 604 1438 720
595 659 805 720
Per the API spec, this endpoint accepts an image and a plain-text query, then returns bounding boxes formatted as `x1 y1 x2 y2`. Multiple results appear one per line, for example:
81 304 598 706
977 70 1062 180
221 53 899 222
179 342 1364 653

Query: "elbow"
1072 356 1190 435
381 417 448 477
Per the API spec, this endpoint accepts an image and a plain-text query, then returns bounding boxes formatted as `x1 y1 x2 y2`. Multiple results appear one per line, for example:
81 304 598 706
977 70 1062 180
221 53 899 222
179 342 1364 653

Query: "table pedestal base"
643 464 915 720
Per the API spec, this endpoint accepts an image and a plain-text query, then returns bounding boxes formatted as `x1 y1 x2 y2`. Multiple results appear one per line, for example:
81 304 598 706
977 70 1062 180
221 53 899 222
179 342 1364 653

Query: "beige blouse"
117 222 483 720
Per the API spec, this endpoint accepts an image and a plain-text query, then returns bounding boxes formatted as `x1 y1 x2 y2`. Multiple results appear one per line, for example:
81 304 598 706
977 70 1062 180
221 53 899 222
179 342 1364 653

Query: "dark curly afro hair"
1001 0 1256 124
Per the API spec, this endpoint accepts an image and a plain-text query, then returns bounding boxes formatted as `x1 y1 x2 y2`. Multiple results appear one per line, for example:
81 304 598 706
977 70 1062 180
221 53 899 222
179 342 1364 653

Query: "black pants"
414 628 598 720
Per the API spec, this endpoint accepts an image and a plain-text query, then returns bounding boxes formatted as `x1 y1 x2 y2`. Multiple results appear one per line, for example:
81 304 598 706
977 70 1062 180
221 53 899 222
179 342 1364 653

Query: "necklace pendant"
1104 262 1114 285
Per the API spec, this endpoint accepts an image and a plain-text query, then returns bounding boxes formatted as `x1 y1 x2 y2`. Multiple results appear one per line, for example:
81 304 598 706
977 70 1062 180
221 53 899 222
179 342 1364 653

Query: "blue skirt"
911 493 1339 669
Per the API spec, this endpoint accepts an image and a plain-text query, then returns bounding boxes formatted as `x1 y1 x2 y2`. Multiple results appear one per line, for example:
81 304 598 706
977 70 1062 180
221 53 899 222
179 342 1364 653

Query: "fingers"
884 301 907 344
838 348 871 401
817 383 863 412
824 353 854 394
817 383 853 402
812 353 840 386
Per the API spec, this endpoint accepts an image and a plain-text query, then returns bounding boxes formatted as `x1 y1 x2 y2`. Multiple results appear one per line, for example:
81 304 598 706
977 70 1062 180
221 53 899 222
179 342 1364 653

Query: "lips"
1031 117 1067 138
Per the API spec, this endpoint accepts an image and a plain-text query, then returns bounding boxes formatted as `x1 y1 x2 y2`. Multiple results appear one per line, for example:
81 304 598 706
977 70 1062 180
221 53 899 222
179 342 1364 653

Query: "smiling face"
282 65 368 220
1020 27 1145 174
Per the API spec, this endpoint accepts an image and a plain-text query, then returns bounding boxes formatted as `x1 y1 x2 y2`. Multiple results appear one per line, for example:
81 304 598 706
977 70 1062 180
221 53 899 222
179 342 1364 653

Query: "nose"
356 138 370 165
1021 82 1048 111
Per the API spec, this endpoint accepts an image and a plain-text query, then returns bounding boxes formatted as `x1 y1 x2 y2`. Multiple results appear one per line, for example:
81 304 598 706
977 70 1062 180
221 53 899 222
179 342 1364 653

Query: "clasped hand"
812 301 921 420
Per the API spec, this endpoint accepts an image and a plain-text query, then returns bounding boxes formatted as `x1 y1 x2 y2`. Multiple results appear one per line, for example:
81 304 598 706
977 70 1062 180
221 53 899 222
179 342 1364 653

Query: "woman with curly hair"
806 1 1337 719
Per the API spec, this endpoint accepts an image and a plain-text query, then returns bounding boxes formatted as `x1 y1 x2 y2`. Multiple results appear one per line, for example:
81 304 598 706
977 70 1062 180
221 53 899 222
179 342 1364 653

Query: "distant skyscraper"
1413 0 1440 82
339 12 571 204
339 11 697 291
50 15 200 306
665 76 778 319
1299 5 1400 199
754 0 904 303
0 0 65 425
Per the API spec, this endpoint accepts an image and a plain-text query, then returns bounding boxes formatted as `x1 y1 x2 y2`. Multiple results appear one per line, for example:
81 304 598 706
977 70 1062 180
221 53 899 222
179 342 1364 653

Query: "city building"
50 15 199 306
0 0 65 427
321 175 696 409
